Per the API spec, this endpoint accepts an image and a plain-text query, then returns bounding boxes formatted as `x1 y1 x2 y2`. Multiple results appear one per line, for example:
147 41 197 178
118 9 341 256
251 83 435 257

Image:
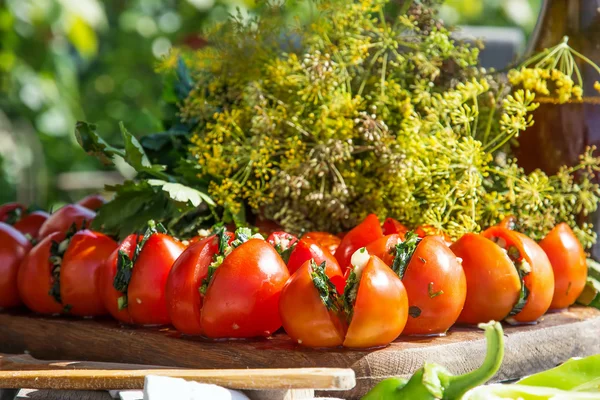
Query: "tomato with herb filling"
77 194 106 211
98 234 137 324
335 214 383 273
127 233 185 325
382 218 409 236
38 204 95 238
166 230 234 335
539 223 587 310
279 259 347 348
302 231 341 255
60 230 117 316
0 203 24 224
98 223 185 325
0 223 32 308
450 233 522 324
266 231 298 263
17 232 66 315
365 234 403 266
343 252 409 348
391 233 466 336
200 234 289 338
13 211 50 240
482 226 554 323
286 238 345 293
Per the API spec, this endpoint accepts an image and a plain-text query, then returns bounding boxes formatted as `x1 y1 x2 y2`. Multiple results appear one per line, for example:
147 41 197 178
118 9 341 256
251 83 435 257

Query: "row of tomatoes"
0 199 587 349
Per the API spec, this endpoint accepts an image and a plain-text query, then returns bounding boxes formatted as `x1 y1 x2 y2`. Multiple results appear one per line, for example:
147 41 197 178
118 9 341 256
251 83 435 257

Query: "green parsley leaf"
391 231 421 279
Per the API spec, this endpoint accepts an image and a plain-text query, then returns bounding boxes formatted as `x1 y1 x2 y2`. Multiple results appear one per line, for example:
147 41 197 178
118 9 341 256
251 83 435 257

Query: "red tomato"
98 235 138 324
343 255 408 348
401 236 466 336
450 233 521 324
365 234 403 266
335 214 383 273
60 230 117 316
38 204 95 238
266 231 299 262
287 238 345 293
18 232 66 314
0 223 32 308
201 239 289 338
127 233 186 325
77 194 106 211
382 218 409 236
303 231 341 255
13 211 50 240
539 223 587 310
279 260 347 348
166 233 233 335
267 231 298 249
0 203 25 224
482 226 554 323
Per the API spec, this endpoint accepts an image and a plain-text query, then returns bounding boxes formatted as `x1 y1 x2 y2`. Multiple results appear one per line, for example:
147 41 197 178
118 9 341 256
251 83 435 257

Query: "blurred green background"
0 0 541 209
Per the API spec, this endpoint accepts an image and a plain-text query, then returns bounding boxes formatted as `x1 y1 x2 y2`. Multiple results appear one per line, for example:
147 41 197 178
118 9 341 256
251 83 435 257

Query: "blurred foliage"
440 0 542 37
0 0 252 207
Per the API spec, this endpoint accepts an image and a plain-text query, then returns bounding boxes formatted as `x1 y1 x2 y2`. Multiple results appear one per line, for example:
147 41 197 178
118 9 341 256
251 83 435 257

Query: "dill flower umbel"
169 0 600 247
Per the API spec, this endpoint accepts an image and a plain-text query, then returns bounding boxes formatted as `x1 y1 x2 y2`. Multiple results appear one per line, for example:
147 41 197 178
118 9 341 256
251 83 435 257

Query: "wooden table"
1 307 600 398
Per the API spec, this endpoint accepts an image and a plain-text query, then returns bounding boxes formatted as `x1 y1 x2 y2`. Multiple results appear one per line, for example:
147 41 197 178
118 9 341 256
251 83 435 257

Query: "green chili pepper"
462 353 600 399
362 321 504 400
462 384 600 399
518 355 600 392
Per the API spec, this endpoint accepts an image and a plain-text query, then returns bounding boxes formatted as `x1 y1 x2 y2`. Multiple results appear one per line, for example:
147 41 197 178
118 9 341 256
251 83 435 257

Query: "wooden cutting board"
1 307 600 399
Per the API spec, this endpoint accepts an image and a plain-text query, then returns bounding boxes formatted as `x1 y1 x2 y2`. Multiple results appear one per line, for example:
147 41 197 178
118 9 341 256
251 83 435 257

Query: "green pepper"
518 355 600 392
462 383 600 399
362 321 504 400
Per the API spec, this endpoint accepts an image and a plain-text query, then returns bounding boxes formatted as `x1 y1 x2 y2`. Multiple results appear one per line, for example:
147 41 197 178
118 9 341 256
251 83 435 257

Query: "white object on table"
143 375 250 400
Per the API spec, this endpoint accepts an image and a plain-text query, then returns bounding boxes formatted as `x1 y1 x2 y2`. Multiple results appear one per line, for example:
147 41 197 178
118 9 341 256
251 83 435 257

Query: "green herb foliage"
343 269 359 322
310 260 341 312
392 232 421 279
112 220 167 309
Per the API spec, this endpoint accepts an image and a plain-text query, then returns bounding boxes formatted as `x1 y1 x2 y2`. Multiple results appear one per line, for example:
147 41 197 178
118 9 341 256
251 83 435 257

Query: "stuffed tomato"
279 249 408 348
450 233 522 324
335 214 383 273
166 227 290 338
285 237 345 293
390 233 466 335
0 223 32 308
98 222 185 325
539 223 587 309
18 227 117 316
481 226 554 323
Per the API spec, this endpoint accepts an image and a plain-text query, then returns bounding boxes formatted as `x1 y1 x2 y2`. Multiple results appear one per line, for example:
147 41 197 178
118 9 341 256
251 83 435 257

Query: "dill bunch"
160 0 600 247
